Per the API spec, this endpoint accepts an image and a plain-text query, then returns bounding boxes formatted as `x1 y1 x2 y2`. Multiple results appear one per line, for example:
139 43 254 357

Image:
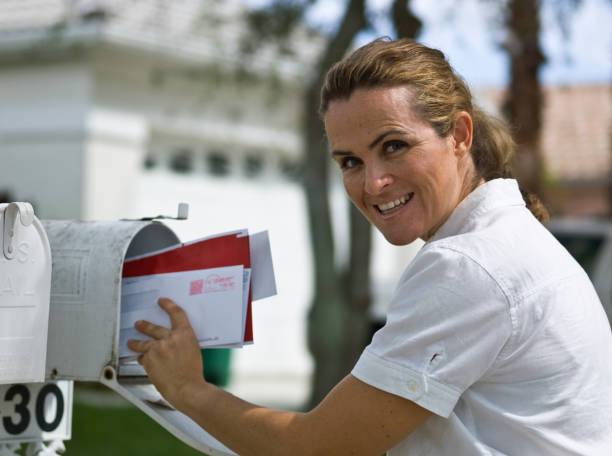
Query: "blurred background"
0 0 610 454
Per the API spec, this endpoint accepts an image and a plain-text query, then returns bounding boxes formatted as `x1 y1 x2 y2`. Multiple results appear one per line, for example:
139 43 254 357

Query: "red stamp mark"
189 279 204 296
204 274 236 293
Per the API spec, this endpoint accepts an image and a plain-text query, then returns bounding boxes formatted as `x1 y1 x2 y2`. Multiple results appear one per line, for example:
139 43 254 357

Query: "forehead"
324 86 423 147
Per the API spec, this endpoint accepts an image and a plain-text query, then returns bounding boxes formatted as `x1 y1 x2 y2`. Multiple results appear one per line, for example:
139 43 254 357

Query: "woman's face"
324 86 475 245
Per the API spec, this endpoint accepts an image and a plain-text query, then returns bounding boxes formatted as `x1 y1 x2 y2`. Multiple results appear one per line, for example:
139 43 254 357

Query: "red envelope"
122 232 253 343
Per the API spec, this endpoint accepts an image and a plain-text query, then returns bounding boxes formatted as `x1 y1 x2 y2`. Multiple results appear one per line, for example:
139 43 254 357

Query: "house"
477 84 612 217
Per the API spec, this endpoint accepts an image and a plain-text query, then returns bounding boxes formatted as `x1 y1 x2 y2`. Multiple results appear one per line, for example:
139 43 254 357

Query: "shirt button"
408 380 420 392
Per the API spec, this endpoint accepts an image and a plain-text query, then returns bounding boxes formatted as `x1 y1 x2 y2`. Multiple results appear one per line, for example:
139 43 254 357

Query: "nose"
364 163 394 195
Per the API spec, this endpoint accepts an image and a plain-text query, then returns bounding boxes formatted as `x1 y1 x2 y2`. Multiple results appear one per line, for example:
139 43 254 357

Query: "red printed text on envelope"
204 274 236 293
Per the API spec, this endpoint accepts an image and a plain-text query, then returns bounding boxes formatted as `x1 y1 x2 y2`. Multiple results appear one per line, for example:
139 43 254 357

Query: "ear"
451 111 473 159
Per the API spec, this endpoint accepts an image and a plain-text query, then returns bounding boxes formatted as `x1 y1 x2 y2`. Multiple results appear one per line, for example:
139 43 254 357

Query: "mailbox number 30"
2 384 64 435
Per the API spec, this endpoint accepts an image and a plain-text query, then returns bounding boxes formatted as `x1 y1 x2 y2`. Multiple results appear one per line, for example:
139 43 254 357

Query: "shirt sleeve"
352 244 513 418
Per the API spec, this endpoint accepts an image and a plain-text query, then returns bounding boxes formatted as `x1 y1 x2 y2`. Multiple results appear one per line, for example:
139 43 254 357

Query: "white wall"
83 108 148 220
0 61 92 218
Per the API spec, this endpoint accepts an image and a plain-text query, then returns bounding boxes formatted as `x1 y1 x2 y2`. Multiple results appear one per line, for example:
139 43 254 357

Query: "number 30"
3 384 64 435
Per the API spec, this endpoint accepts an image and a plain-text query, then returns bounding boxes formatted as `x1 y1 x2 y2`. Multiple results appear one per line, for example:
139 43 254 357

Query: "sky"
299 0 612 88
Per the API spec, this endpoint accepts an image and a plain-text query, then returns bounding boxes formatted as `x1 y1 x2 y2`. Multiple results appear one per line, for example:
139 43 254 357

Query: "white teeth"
377 194 412 212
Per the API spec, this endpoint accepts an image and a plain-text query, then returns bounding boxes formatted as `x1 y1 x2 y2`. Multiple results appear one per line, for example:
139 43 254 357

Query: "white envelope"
119 265 245 358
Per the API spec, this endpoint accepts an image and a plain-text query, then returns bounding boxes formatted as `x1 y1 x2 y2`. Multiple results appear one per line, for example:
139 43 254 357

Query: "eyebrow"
368 129 408 149
330 149 351 158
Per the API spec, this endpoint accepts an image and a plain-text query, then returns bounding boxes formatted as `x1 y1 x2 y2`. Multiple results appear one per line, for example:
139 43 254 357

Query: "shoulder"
420 207 584 304
385 242 513 349
394 240 509 309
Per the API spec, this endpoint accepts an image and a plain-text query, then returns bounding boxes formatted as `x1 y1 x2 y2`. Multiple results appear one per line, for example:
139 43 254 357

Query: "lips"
375 192 414 214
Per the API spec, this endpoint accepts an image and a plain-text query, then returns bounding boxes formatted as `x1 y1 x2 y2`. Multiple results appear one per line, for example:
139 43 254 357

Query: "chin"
382 231 420 246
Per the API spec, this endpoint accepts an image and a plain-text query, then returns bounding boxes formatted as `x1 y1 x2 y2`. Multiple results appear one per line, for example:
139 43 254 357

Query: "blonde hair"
321 37 548 223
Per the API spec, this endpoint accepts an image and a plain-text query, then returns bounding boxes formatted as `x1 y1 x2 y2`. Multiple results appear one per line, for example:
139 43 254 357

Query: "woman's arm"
128 298 431 456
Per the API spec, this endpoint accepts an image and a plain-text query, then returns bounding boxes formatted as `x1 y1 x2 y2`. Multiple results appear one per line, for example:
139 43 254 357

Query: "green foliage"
247 1 304 40
541 164 560 192
243 0 316 56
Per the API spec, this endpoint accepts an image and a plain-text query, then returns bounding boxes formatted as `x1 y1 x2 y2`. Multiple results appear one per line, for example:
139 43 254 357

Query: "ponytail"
471 107 549 224
520 189 550 224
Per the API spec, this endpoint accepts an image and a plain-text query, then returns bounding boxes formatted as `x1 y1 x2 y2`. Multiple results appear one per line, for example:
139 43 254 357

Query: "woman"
129 38 612 455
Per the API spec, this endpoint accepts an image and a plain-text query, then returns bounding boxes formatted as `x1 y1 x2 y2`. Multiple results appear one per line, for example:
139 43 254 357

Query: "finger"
158 297 191 330
134 319 171 339
127 338 155 353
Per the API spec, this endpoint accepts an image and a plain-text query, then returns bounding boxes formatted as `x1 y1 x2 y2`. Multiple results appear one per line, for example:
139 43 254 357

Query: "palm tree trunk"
502 0 546 195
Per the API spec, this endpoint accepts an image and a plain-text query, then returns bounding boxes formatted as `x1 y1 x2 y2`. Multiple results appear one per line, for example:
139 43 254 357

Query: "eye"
339 156 362 170
383 140 408 154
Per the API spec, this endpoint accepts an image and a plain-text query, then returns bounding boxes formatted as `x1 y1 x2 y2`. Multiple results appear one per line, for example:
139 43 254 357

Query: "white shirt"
352 179 612 455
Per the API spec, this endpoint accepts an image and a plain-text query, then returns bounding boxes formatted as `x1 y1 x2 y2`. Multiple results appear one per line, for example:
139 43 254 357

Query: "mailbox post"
1 203 238 455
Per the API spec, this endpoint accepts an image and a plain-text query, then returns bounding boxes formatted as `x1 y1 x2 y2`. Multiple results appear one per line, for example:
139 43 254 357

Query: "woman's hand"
127 297 207 409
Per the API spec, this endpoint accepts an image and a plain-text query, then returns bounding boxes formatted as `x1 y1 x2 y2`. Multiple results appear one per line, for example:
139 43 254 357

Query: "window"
143 154 157 170
280 159 303 181
244 154 264 178
170 149 194 173
208 152 230 176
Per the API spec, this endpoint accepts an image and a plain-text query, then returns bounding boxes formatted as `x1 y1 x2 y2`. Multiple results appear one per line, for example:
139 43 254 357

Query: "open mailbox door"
0 202 51 385
42 219 237 456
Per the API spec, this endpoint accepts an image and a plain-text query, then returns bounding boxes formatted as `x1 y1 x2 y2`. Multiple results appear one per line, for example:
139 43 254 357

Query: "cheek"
342 174 363 203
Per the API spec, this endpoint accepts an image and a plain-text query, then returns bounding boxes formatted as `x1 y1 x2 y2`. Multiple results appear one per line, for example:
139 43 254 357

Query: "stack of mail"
118 229 276 360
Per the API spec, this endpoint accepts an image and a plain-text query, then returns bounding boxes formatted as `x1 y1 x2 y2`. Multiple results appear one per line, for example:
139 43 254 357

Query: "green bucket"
201 348 232 387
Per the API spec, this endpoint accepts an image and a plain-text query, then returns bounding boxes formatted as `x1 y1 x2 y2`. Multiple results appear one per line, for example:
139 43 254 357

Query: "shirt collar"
429 178 525 242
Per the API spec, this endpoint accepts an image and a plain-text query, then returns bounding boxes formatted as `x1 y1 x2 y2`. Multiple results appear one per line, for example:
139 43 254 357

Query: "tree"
501 0 547 195
499 0 585 200
244 0 421 408
301 0 368 408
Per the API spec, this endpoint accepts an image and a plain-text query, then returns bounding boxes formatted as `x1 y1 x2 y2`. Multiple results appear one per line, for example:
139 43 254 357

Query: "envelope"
119 266 245 358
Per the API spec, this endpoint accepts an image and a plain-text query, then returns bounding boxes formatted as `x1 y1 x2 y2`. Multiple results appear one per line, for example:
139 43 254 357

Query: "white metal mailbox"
42 220 180 382
42 219 237 456
0 203 52 385
1 203 71 454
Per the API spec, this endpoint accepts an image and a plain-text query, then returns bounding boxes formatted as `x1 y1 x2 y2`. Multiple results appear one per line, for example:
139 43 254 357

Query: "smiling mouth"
376 193 414 214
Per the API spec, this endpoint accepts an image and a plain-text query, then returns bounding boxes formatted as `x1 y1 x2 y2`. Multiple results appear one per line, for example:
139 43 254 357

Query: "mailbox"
1 203 71 450
42 219 237 456
0 203 51 384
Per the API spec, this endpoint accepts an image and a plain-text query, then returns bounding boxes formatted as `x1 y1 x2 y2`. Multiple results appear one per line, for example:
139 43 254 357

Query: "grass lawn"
65 397 208 455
